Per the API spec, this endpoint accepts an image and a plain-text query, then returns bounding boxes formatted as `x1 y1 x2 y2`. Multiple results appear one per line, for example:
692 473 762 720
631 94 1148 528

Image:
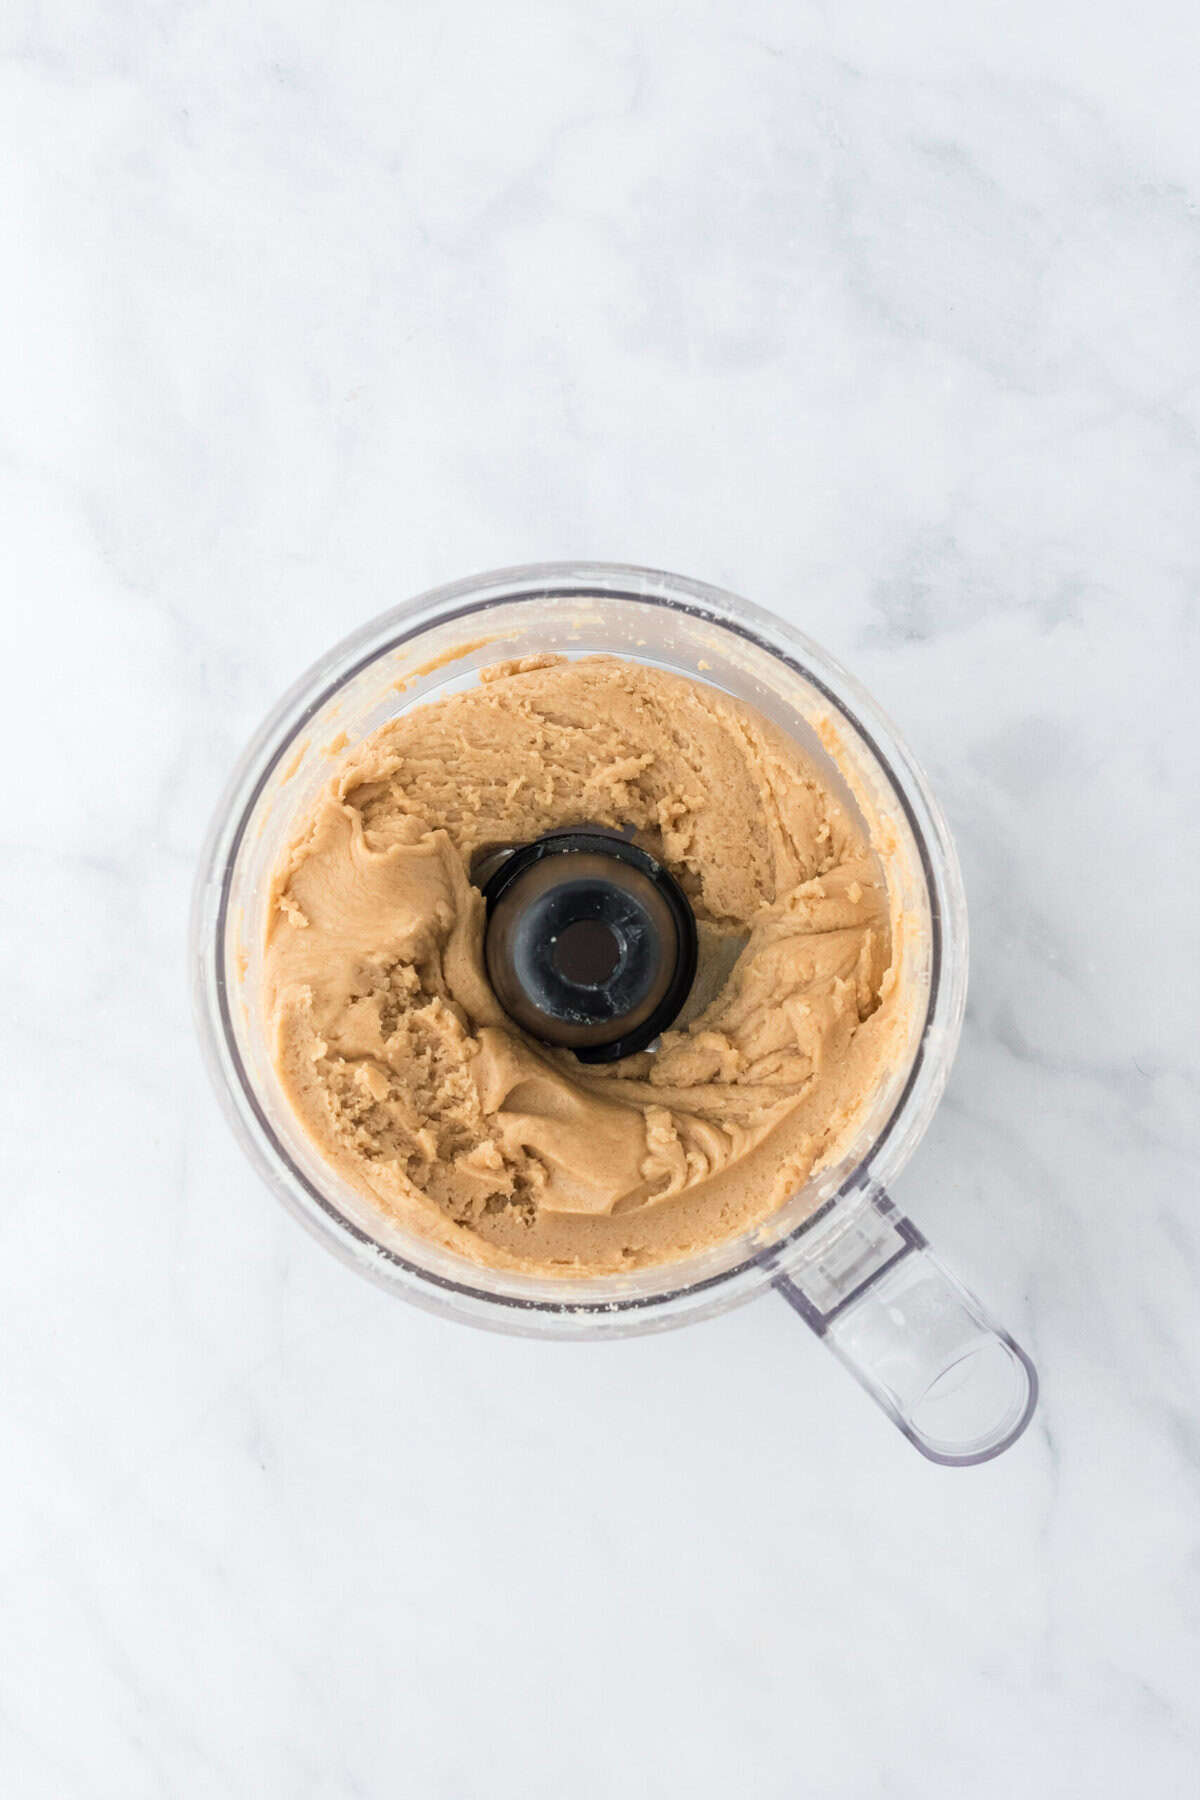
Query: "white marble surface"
3 2 1198 1793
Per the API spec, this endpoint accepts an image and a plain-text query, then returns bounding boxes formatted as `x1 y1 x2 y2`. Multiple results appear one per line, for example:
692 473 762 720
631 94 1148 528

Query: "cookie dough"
263 656 901 1273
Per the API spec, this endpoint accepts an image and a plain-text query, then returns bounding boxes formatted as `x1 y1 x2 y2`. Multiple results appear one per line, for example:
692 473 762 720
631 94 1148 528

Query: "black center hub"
480 827 698 1063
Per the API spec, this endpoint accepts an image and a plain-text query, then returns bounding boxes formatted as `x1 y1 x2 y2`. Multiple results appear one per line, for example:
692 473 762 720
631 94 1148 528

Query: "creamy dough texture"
264 656 901 1273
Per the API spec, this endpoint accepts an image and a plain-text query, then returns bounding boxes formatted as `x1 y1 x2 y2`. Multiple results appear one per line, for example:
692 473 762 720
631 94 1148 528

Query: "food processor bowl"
191 562 1037 1465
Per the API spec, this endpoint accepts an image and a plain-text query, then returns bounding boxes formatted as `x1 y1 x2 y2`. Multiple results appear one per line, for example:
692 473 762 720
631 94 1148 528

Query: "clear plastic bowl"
191 562 1037 1464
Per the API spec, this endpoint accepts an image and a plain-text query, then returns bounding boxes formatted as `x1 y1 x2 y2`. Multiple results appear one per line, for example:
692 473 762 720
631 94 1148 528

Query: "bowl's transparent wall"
196 571 963 1336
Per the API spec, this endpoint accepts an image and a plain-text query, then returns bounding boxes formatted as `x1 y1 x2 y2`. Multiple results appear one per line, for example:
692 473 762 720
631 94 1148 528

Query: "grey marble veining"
2 3 1198 1795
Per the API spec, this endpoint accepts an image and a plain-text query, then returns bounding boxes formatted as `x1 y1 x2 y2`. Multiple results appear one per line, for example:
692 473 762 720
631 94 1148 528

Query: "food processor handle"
773 1188 1037 1464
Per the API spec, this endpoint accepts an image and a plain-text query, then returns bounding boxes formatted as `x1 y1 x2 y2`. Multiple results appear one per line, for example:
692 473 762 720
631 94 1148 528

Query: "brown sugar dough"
263 656 900 1273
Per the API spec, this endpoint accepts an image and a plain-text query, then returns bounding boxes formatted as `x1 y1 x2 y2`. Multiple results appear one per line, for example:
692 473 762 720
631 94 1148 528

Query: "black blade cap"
480 828 698 1063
